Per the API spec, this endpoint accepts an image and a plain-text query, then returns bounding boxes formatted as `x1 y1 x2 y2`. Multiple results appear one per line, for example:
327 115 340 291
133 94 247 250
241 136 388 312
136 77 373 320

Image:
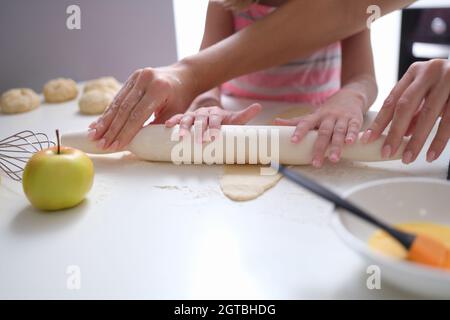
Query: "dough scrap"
0 88 40 114
83 77 121 93
218 106 349 202
79 89 115 115
220 165 282 201
271 106 314 123
43 78 78 103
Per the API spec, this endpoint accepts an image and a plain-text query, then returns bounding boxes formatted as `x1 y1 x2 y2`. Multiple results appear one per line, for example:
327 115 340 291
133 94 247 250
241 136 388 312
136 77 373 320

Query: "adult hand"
362 59 450 163
87 64 197 151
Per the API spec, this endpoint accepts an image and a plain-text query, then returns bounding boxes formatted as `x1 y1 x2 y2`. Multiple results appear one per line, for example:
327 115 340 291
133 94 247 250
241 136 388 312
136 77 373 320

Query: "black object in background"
399 7 450 80
447 159 450 180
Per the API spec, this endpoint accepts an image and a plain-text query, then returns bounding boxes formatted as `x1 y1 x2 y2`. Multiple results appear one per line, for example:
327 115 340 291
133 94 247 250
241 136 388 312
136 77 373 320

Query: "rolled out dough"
220 165 282 201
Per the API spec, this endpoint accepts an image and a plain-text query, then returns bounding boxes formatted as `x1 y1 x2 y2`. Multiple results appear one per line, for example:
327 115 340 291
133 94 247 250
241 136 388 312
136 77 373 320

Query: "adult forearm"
178 0 415 96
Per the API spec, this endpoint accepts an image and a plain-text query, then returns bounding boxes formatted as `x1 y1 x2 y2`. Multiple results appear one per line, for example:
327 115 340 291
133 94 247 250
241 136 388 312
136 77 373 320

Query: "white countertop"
0 91 448 299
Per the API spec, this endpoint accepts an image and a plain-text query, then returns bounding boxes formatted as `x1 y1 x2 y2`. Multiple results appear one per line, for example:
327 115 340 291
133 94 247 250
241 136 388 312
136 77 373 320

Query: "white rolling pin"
61 125 406 165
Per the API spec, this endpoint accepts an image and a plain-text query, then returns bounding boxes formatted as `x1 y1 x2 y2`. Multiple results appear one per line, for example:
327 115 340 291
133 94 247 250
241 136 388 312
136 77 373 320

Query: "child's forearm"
176 0 415 97
340 27 377 114
340 75 378 114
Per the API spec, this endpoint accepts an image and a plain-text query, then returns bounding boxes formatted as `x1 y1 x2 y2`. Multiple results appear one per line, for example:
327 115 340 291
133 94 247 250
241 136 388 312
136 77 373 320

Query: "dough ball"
43 78 78 103
83 77 121 94
0 88 40 114
78 89 115 115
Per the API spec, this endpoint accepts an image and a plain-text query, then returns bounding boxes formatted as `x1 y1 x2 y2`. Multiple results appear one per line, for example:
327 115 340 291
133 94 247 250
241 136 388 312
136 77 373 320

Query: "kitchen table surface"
0 90 448 299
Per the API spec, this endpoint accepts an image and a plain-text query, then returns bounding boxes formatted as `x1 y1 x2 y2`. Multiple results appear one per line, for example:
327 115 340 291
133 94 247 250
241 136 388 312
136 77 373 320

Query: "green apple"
22 139 94 211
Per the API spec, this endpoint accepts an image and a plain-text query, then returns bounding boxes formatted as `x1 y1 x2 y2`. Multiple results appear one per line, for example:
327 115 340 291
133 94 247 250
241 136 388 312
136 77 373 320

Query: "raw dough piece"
83 77 121 93
270 106 314 123
79 77 120 115
220 165 282 201
43 78 78 103
78 89 115 115
0 88 40 114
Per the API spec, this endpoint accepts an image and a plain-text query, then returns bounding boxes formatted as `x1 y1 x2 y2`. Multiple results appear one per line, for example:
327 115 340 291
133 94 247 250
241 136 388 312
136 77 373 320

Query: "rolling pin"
62 125 406 165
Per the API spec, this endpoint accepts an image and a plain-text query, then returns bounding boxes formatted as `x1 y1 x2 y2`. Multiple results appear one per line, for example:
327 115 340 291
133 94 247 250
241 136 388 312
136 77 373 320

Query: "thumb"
225 103 262 125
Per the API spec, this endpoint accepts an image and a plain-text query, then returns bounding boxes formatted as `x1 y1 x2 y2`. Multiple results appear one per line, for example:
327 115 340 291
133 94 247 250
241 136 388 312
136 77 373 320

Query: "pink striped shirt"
221 3 342 105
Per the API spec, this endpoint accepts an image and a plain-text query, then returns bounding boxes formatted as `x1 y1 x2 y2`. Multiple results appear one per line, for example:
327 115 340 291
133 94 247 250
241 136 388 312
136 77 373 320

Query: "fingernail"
381 144 391 159
89 121 97 129
329 153 339 163
402 150 413 164
345 136 354 144
361 130 372 144
291 135 299 143
426 150 436 163
97 138 106 149
109 140 119 151
87 128 97 140
312 158 322 168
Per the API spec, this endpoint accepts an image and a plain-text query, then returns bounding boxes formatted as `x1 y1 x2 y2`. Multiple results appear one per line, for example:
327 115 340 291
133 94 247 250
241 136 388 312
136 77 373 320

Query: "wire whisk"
0 130 55 181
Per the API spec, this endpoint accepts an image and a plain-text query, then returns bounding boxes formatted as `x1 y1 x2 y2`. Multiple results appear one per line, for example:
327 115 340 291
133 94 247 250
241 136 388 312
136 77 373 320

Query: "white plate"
332 177 450 298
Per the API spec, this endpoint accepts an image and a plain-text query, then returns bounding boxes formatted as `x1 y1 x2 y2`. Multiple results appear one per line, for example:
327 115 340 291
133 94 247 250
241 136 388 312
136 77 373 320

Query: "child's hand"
274 90 365 167
165 103 262 141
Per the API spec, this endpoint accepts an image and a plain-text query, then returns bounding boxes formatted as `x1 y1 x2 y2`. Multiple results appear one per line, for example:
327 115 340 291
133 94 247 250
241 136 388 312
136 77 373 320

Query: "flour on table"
154 185 183 190
220 165 282 201
153 184 220 203
89 177 113 205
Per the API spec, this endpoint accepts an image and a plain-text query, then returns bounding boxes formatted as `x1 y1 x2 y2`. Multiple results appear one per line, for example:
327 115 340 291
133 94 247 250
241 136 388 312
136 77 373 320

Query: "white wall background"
370 11 401 110
173 0 209 59
172 0 448 110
